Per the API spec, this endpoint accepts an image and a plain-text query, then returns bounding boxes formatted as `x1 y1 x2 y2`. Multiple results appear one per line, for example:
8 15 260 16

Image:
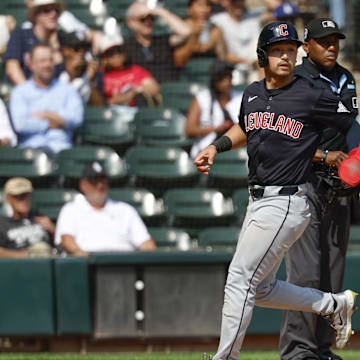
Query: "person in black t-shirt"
279 18 358 360
193 21 360 360
0 177 55 258
125 1 191 83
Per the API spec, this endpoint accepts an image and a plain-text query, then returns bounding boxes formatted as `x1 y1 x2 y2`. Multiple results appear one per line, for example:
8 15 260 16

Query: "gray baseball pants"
213 185 337 360
279 180 351 360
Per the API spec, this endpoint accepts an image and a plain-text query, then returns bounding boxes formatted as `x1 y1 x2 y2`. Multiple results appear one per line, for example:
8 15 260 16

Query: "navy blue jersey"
294 58 358 154
238 76 355 186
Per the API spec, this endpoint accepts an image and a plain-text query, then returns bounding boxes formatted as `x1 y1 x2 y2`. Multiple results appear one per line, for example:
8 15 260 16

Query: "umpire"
279 18 359 360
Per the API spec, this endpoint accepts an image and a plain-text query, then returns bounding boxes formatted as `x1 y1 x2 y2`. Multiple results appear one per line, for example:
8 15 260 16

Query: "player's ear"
302 42 309 55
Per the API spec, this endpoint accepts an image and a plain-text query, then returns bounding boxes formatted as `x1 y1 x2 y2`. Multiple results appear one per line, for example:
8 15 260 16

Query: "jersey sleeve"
54 203 77 245
126 205 151 248
133 64 153 81
311 87 356 134
238 95 246 132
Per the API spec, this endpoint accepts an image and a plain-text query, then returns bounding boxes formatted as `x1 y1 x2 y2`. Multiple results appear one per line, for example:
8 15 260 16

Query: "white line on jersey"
248 95 258 102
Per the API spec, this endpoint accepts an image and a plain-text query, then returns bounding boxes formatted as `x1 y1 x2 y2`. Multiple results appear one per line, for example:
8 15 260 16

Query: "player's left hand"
194 145 217 175
325 151 349 168
338 147 360 187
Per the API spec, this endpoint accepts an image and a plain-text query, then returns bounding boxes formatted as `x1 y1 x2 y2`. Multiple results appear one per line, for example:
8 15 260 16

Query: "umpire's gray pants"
279 181 351 360
213 185 337 360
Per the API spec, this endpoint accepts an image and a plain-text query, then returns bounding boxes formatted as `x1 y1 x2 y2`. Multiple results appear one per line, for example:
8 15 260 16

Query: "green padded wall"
54 257 91 334
0 259 54 335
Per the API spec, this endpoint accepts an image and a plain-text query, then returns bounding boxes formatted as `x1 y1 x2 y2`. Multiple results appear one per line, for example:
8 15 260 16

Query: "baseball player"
194 21 360 360
279 18 358 360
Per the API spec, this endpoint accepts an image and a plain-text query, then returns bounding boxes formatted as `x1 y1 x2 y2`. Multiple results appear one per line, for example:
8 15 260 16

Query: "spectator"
210 0 262 83
58 30 103 105
9 44 83 156
0 14 16 54
125 1 191 82
260 0 283 25
55 161 157 257
186 60 243 158
96 35 161 107
174 0 227 67
210 0 229 15
0 98 17 147
0 177 55 258
25 0 105 57
3 0 65 85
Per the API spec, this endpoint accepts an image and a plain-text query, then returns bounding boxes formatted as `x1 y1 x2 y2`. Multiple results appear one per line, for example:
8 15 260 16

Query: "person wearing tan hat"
96 35 161 107
3 0 64 85
0 177 55 258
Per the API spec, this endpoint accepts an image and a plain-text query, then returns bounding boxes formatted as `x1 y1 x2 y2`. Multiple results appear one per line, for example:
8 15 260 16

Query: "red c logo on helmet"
279 24 289 36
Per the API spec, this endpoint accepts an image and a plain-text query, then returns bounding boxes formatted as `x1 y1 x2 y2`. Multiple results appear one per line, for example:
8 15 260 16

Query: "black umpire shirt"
294 57 358 164
238 76 356 186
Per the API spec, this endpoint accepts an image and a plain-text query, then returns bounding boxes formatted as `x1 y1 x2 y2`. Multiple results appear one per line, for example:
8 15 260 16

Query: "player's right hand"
194 145 217 175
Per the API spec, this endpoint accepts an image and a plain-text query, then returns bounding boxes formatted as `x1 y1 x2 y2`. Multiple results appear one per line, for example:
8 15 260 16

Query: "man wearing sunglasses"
4 0 65 85
0 177 55 258
126 1 191 83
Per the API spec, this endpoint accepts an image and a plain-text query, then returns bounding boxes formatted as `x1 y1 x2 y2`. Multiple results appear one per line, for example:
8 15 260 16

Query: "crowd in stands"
0 0 348 257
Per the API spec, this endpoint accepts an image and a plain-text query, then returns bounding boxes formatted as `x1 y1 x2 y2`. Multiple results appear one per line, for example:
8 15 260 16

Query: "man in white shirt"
55 161 157 256
210 0 261 83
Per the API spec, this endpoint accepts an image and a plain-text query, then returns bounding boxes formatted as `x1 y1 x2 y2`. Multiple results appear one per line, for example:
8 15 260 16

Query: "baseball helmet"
257 21 303 67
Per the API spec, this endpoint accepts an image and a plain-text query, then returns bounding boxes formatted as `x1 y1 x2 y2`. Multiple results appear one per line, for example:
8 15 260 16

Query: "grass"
0 351 358 360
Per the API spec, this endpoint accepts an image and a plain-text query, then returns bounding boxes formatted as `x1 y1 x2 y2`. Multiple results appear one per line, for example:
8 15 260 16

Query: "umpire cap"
257 21 302 67
303 18 345 42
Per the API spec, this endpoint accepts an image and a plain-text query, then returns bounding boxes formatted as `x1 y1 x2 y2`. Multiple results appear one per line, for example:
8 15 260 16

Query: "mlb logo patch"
352 97 358 109
322 20 336 28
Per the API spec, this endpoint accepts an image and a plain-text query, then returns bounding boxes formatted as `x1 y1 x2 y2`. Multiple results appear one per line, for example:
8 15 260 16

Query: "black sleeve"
311 87 356 134
0 217 9 247
346 120 360 150
2 27 23 62
238 94 246 132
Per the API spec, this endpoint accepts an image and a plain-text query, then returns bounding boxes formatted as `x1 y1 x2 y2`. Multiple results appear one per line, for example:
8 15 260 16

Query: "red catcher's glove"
338 146 360 187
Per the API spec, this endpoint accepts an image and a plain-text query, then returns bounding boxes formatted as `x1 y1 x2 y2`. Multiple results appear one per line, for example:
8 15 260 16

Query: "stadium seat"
180 58 216 85
134 107 193 149
31 189 80 221
232 188 250 225
148 227 192 250
81 106 135 154
198 226 241 252
164 0 188 18
63 0 92 9
163 188 234 236
108 188 165 226
207 147 248 193
0 148 54 187
125 146 199 194
161 81 205 114
69 8 105 29
54 146 127 187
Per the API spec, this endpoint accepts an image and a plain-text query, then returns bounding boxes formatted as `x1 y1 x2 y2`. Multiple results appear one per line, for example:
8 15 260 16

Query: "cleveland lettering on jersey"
244 112 304 139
